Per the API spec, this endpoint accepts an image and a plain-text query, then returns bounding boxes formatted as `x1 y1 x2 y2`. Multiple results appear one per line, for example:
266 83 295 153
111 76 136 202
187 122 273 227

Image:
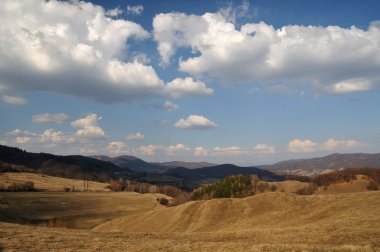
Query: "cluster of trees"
312 168 380 187
107 179 184 198
191 175 260 200
0 181 37 192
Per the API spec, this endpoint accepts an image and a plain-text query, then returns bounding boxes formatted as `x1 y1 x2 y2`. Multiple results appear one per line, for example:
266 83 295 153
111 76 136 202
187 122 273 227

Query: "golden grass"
0 172 109 192
0 191 379 251
0 191 168 229
316 175 370 194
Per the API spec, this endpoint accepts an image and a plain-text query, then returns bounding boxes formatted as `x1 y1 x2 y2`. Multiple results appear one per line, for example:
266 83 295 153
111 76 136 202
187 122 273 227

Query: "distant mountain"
153 161 217 169
164 164 283 183
266 153 380 176
0 145 123 182
91 155 167 173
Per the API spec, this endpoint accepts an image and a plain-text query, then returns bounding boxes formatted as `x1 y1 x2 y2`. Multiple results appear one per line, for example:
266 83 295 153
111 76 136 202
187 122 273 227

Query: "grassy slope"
0 191 379 251
0 172 109 192
0 191 168 229
94 191 380 233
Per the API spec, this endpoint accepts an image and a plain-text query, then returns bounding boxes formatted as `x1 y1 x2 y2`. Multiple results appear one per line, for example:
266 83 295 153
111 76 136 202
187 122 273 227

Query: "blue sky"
0 0 380 165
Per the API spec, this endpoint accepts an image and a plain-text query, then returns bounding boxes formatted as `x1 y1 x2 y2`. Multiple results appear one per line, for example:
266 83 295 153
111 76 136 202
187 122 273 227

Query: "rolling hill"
164 164 283 183
266 153 380 176
153 161 216 169
91 155 167 172
0 145 123 182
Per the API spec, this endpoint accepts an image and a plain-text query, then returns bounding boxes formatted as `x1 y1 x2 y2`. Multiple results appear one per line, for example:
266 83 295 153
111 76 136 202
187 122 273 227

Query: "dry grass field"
0 191 379 251
0 172 109 192
0 191 169 229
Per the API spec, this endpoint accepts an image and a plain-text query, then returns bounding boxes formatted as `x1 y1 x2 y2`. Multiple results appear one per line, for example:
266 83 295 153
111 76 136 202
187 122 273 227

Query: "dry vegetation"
0 172 109 192
0 191 169 229
0 191 379 251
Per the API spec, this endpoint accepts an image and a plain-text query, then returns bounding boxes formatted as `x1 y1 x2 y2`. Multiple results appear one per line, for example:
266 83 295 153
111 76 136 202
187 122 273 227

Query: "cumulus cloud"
167 77 214 98
254 144 276 154
126 132 144 141
106 7 122 17
140 145 160 155
323 138 360 151
288 139 318 153
167 143 190 155
32 113 69 123
2 95 28 105
174 115 217 129
213 146 246 156
153 12 380 94
163 100 178 111
0 0 212 103
288 138 360 152
127 5 143 15
194 146 209 157
70 114 105 137
107 141 127 155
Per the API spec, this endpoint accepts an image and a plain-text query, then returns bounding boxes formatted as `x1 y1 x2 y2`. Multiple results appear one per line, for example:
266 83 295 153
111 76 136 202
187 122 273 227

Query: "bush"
159 197 169 206
107 179 127 191
295 183 317 195
367 180 378 191
7 181 37 192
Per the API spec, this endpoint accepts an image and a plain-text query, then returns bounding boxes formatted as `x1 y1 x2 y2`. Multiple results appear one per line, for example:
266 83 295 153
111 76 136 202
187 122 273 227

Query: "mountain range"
266 153 380 176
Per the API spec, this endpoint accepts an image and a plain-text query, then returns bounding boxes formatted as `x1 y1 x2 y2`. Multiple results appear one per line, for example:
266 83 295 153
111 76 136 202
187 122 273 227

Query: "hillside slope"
164 164 283 182
94 191 380 234
0 172 109 192
0 145 123 181
266 153 380 176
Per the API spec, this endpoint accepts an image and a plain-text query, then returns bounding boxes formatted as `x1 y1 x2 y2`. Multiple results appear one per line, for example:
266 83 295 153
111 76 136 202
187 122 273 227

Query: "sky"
0 0 380 166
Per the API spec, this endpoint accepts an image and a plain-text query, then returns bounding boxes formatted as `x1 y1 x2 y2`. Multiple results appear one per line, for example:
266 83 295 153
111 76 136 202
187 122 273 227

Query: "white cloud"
139 145 159 155
127 5 143 15
107 141 127 155
288 138 360 153
0 1 212 103
194 146 208 157
70 114 105 137
288 139 318 153
0 140 7 145
106 7 123 17
167 77 214 98
323 138 360 151
212 146 246 156
254 144 275 154
15 137 31 144
167 143 190 155
126 132 144 141
153 12 380 94
2 95 28 105
174 115 217 129
32 113 69 123
164 100 178 111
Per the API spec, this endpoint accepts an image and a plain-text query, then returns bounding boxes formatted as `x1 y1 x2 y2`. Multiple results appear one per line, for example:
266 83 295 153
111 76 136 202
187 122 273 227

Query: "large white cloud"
0 0 212 102
174 115 217 129
70 114 105 137
154 12 380 94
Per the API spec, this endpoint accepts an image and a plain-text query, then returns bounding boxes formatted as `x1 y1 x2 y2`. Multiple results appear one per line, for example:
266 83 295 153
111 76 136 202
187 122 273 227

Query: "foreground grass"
0 221 377 252
0 191 167 229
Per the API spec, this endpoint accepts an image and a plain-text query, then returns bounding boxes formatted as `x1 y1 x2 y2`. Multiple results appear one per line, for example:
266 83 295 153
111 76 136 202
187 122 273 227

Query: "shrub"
159 197 169 206
295 183 317 195
367 180 378 191
107 179 127 191
7 181 36 192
